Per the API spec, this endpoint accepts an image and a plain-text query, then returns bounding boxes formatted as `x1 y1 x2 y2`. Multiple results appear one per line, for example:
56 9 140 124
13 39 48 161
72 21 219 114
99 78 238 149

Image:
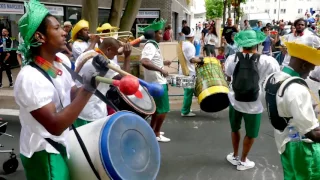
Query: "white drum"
67 111 160 180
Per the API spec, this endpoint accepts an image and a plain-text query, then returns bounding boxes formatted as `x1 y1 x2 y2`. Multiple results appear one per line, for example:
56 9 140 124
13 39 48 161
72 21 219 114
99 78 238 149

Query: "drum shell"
67 111 161 180
195 57 230 112
67 116 111 180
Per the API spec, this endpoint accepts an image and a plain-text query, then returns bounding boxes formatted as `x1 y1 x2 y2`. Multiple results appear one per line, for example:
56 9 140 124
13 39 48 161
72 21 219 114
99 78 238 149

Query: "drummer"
13 1 108 179
71 19 101 60
224 30 280 171
140 19 172 142
74 38 132 127
180 26 203 117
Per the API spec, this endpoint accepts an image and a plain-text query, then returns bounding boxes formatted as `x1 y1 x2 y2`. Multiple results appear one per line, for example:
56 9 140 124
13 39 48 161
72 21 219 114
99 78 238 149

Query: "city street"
0 110 283 180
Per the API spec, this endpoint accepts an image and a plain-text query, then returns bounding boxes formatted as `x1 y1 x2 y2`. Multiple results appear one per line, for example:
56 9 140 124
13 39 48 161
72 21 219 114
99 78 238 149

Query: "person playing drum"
74 38 132 127
180 26 203 117
13 1 108 179
140 19 172 142
224 30 280 171
71 19 100 60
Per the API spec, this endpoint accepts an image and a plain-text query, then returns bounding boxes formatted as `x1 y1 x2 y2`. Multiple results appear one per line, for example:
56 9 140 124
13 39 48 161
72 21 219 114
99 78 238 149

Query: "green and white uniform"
14 60 75 180
264 66 320 180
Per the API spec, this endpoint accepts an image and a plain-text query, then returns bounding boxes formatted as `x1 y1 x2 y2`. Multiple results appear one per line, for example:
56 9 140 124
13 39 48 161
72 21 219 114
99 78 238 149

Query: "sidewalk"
0 68 200 111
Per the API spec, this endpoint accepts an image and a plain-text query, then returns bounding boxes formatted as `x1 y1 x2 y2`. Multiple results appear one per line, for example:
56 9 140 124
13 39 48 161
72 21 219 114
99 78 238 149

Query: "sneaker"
181 112 196 117
160 132 164 135
237 158 255 171
9 83 13 88
226 153 239 166
156 135 170 142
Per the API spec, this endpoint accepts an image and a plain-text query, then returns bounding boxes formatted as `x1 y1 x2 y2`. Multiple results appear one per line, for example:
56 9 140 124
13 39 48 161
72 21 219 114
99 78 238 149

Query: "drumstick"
118 35 145 53
95 75 140 96
98 55 164 98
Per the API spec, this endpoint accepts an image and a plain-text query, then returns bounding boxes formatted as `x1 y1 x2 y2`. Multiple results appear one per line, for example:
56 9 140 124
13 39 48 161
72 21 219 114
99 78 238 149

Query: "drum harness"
30 61 121 180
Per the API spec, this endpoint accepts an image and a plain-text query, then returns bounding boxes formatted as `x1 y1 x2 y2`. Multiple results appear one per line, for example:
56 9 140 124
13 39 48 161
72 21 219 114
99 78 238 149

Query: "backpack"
265 74 308 131
163 29 170 41
232 52 260 102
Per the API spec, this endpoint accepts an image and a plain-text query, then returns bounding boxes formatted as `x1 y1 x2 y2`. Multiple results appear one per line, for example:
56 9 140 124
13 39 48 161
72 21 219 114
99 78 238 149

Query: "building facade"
241 0 320 22
1 0 191 40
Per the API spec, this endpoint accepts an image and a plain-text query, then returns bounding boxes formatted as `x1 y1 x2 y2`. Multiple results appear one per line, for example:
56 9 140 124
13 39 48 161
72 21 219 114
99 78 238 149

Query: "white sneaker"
181 112 196 117
237 158 255 171
226 153 239 166
156 135 171 142
160 132 164 135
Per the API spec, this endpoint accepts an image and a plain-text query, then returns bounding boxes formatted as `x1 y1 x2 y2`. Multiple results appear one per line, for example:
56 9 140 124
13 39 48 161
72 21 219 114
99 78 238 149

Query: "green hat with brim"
234 30 266 47
18 0 49 65
139 19 167 32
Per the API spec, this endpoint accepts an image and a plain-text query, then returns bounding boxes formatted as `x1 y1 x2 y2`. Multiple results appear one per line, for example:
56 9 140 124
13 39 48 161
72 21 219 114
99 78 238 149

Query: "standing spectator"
223 32 240 58
252 21 263 31
178 20 187 41
61 21 73 59
242 20 251 30
201 23 210 56
222 18 238 44
289 25 296 34
274 22 288 51
204 26 218 57
261 26 275 56
0 28 13 88
163 25 173 42
16 32 23 68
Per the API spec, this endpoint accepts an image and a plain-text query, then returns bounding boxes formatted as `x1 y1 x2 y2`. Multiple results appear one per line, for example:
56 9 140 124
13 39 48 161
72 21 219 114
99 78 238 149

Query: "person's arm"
84 35 100 53
120 43 132 73
17 53 22 67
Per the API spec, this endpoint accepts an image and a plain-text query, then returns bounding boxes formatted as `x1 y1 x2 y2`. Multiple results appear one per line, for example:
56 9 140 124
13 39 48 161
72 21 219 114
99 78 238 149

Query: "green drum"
195 57 230 112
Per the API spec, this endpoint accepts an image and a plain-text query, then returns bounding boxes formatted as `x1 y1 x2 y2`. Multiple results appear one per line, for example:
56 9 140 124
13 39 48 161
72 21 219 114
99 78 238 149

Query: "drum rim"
116 86 156 115
99 111 160 179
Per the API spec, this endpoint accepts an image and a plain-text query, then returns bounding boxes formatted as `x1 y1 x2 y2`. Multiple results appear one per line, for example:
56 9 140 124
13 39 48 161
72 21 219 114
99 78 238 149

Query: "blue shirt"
262 36 272 55
252 26 262 31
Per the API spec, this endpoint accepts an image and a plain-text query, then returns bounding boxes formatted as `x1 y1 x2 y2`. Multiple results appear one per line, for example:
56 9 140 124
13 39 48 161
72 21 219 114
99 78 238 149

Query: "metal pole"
277 0 280 21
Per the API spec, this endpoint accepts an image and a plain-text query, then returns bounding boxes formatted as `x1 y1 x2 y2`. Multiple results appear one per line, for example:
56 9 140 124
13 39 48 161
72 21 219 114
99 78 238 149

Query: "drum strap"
30 62 102 180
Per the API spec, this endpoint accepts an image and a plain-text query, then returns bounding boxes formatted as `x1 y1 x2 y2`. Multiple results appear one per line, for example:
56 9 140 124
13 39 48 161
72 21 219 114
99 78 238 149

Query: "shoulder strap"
145 40 159 49
234 52 244 62
30 62 102 180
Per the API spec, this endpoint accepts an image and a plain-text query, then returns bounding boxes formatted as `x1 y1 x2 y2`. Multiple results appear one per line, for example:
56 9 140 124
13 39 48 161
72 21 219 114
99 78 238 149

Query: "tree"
108 0 125 27
81 0 98 33
205 0 224 20
108 0 142 31
119 0 142 31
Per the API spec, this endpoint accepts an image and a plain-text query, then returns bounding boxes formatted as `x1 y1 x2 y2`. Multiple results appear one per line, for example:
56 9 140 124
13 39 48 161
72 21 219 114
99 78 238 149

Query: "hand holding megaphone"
118 35 145 53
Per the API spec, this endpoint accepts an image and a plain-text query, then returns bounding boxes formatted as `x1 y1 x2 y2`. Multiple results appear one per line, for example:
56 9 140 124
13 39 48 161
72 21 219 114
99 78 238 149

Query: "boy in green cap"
224 30 280 170
14 0 108 179
140 19 172 142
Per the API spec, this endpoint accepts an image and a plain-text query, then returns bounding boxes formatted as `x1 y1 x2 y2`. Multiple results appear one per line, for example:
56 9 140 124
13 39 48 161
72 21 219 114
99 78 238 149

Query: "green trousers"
281 141 320 180
181 88 194 115
73 118 91 128
21 148 70 180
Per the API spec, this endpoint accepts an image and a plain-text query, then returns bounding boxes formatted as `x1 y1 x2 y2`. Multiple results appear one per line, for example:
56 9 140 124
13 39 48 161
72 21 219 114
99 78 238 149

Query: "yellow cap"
285 41 320 66
96 23 119 32
71 20 89 41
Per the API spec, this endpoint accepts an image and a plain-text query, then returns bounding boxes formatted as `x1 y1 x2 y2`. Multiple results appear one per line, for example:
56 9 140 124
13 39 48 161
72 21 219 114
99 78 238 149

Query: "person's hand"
82 70 99 93
160 69 169 77
164 60 172 66
198 57 204 65
90 34 100 44
222 39 227 44
123 43 132 57
92 54 109 76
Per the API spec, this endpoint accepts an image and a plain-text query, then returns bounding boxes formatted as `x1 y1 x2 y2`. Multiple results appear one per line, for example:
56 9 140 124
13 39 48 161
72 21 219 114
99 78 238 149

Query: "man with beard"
281 18 320 67
71 20 100 60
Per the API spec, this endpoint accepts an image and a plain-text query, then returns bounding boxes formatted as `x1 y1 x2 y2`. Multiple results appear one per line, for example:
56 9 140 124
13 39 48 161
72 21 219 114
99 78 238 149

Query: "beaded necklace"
34 56 63 78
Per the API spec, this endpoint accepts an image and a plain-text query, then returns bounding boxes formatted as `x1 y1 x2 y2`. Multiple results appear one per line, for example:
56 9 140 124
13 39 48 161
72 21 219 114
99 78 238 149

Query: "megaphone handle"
107 63 131 76
118 35 145 53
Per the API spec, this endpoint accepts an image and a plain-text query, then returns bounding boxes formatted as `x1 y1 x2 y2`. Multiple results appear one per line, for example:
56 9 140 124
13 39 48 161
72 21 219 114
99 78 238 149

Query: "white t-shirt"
281 29 320 66
141 42 167 84
72 41 89 61
75 50 119 121
14 61 75 158
204 33 218 46
56 52 71 69
225 53 280 114
180 41 196 77
263 71 319 154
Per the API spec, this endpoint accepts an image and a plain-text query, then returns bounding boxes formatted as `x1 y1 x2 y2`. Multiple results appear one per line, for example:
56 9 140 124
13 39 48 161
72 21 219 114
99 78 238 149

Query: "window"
274 9 277 14
275 0 277 2
281 0 287 1
245 7 248 10
298 9 303 13
280 9 286 14
265 9 270 13
251 6 254 10
266 0 270 2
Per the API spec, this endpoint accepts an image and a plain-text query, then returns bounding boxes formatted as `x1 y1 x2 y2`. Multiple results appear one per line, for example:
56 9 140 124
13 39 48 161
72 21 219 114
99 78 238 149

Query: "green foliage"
205 0 224 19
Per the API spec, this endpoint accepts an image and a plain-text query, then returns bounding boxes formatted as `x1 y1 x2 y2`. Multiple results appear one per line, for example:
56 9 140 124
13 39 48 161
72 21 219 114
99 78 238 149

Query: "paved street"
0 110 283 180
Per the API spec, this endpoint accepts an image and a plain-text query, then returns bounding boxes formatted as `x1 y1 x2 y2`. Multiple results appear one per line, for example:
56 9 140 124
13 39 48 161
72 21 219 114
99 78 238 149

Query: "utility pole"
277 0 281 21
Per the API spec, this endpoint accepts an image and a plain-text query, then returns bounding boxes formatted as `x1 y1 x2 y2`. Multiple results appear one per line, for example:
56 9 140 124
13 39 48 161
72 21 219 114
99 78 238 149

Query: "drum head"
99 111 160 180
200 93 229 112
117 85 156 115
